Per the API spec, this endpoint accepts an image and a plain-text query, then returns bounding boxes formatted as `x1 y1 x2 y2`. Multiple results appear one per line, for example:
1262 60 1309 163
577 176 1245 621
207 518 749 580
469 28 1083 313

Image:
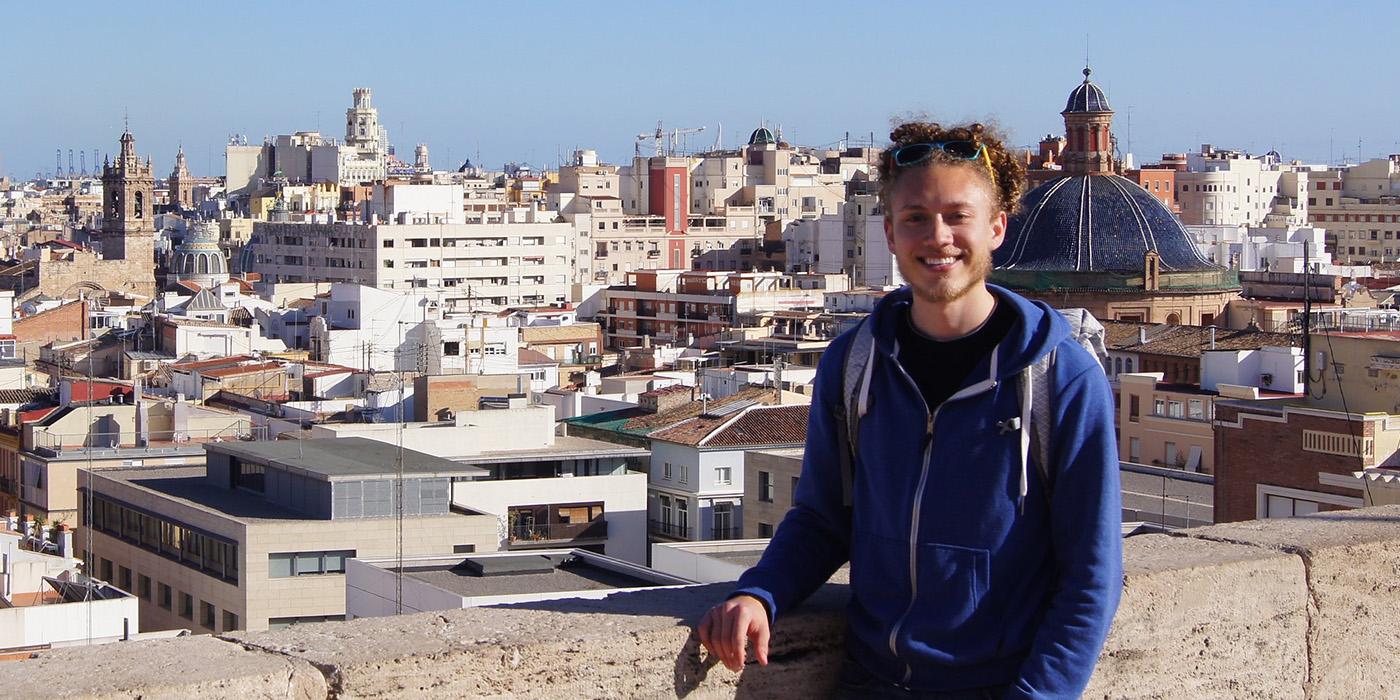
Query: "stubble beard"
899 247 993 304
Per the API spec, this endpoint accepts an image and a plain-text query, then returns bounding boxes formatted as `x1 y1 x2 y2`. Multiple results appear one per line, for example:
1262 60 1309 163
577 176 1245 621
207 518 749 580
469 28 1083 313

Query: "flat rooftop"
208 437 489 481
458 435 650 464
395 552 682 598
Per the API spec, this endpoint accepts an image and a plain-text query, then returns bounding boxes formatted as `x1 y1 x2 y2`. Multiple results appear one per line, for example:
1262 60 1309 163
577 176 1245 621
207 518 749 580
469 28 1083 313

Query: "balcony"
30 426 255 458
709 526 744 541
508 518 608 546
636 304 657 318
649 519 690 539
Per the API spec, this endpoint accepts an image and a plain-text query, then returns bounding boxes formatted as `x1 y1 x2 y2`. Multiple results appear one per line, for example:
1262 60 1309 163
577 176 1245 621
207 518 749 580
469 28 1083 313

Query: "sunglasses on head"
890 141 997 183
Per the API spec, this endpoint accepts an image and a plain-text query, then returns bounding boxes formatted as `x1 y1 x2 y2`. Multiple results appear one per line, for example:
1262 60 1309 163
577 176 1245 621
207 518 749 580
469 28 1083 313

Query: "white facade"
1188 224 1337 273
370 183 465 225
1177 146 1285 227
1201 346 1305 394
648 440 747 542
250 220 572 311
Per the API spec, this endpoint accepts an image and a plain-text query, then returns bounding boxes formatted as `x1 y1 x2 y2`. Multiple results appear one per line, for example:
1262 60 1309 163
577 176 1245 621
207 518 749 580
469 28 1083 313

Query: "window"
138 575 151 600
1188 399 1205 420
714 467 732 485
758 471 774 502
201 601 216 629
223 611 239 632
659 494 673 525
1128 438 1141 462
267 615 345 630
119 566 132 592
180 592 194 620
791 476 800 503
1154 398 1167 416
443 341 460 356
758 522 774 538
158 582 172 610
679 464 689 484
231 458 265 493
1129 396 1140 422
268 550 355 577
1165 442 1179 466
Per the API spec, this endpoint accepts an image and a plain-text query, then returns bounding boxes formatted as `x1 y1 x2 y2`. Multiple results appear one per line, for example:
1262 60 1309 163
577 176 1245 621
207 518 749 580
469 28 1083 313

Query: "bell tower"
100 128 156 270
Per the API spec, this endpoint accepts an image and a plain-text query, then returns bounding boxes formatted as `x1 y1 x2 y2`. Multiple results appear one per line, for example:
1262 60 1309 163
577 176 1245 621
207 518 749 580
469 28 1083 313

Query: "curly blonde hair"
876 121 1026 216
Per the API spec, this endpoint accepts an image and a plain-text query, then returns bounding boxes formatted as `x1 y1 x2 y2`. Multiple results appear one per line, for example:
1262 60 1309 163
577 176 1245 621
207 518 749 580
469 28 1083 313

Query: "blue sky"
1 1 1393 179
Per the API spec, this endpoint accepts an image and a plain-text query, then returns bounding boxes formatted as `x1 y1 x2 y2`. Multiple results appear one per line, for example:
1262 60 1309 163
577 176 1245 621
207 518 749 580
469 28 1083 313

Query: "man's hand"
698 595 770 672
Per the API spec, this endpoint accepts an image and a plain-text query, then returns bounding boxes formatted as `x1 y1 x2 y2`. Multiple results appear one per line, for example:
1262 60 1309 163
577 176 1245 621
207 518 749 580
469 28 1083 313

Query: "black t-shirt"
895 300 1017 412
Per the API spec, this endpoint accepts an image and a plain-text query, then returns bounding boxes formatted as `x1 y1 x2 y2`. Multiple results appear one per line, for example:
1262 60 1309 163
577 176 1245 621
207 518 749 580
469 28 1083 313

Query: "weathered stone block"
1185 505 1400 700
0 635 326 699
1086 533 1308 699
229 582 848 699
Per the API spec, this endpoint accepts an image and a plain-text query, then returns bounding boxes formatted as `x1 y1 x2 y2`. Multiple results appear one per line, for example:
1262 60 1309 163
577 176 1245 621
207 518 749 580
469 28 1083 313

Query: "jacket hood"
867 284 1070 379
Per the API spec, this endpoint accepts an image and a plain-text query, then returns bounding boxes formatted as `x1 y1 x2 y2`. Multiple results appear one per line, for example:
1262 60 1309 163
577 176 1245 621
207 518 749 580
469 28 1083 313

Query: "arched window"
197 253 209 275
182 255 194 275
1114 357 1123 375
134 191 144 219
1166 312 1181 325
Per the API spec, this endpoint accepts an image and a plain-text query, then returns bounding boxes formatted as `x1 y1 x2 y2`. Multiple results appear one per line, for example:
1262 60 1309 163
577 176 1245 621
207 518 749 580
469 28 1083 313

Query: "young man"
698 121 1122 698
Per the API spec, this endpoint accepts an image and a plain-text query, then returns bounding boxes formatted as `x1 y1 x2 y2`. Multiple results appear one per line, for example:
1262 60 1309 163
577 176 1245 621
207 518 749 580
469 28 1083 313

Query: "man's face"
883 163 1006 304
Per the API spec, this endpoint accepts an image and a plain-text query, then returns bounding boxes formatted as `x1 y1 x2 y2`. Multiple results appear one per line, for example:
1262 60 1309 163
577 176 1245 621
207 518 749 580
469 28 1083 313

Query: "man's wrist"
725 591 773 621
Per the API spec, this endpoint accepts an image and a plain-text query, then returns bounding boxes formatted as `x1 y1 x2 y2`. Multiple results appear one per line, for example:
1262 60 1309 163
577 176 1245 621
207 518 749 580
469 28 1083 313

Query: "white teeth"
920 256 957 266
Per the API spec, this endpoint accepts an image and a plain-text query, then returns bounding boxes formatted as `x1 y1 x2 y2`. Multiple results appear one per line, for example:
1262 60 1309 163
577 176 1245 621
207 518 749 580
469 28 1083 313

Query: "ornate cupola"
1060 67 1115 175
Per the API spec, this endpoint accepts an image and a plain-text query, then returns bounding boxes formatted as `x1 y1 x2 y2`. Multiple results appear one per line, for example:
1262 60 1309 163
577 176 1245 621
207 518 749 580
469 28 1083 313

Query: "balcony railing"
30 426 257 457
649 519 690 539
710 526 744 541
508 518 608 545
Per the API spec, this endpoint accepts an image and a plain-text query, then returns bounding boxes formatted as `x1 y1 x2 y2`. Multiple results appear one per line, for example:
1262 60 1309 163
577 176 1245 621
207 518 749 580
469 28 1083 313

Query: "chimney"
1209 327 1217 350
1138 327 1147 345
5 511 16 533
57 523 73 560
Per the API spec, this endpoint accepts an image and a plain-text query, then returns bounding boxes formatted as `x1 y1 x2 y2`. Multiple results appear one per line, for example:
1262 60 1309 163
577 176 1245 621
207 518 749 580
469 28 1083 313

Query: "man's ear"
883 214 896 253
990 211 1008 251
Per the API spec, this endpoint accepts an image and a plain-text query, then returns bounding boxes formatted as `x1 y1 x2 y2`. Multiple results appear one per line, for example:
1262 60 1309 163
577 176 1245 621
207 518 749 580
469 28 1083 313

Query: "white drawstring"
1017 365 1033 513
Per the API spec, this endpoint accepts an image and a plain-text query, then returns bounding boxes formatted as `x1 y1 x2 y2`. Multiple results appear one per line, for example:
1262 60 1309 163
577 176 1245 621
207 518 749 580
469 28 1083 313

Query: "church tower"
169 145 194 210
100 129 156 281
1060 68 1116 176
345 87 383 154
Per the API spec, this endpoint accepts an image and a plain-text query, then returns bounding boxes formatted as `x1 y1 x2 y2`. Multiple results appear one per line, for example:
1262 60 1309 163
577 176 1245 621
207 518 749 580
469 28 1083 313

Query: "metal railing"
30 426 257 457
649 519 690 539
710 526 744 541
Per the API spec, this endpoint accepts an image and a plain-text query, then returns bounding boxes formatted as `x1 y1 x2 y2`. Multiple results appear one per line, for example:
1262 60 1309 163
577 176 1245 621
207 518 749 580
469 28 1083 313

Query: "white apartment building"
1308 156 1400 264
311 404 651 564
249 219 571 311
646 403 808 543
1176 146 1286 227
1188 224 1336 273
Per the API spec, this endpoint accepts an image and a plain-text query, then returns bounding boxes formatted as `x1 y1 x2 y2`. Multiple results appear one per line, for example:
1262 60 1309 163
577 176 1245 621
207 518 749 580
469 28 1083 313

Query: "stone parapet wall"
3 505 1398 699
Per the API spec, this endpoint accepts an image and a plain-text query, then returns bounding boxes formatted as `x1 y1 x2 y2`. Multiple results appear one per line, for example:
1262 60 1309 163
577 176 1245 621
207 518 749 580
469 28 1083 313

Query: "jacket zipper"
883 349 999 685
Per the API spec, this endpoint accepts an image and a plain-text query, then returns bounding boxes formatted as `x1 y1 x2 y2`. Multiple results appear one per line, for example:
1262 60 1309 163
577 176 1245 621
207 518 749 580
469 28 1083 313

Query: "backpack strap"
836 318 877 508
1026 347 1057 506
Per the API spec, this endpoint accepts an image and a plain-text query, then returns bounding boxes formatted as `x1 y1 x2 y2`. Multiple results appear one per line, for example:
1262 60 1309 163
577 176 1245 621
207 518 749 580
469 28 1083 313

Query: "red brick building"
1213 400 1385 522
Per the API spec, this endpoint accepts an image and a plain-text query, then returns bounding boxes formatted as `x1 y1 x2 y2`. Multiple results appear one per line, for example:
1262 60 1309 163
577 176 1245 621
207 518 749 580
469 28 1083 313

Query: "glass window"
268 553 293 578
295 552 322 575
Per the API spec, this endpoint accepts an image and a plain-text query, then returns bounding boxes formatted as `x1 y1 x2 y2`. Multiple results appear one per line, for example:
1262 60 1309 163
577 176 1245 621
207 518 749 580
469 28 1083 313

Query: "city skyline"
2 0 1397 178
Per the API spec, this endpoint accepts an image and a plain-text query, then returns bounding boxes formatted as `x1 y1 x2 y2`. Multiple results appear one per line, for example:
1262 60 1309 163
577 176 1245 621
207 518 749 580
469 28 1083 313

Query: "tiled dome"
1063 68 1111 113
996 175 1220 273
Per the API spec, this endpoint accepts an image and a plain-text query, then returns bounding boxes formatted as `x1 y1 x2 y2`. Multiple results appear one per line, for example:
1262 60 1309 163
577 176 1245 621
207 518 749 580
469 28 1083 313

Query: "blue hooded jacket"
732 285 1122 698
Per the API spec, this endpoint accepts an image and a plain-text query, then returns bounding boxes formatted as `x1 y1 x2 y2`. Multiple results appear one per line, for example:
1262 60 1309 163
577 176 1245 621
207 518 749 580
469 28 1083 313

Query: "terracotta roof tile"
1102 321 1297 358
517 347 558 365
651 404 809 447
621 386 776 432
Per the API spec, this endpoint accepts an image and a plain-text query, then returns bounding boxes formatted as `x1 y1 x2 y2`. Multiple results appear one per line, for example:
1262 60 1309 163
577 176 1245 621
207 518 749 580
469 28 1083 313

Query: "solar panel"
703 398 758 419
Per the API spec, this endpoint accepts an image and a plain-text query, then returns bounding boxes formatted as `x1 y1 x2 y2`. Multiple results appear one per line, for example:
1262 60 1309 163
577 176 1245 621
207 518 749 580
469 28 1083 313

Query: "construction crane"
635 121 708 157
636 121 664 157
669 126 706 157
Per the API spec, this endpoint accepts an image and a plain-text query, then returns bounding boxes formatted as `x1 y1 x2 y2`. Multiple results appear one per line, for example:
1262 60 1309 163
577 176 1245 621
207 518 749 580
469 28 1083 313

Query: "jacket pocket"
847 531 991 662
905 540 992 660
